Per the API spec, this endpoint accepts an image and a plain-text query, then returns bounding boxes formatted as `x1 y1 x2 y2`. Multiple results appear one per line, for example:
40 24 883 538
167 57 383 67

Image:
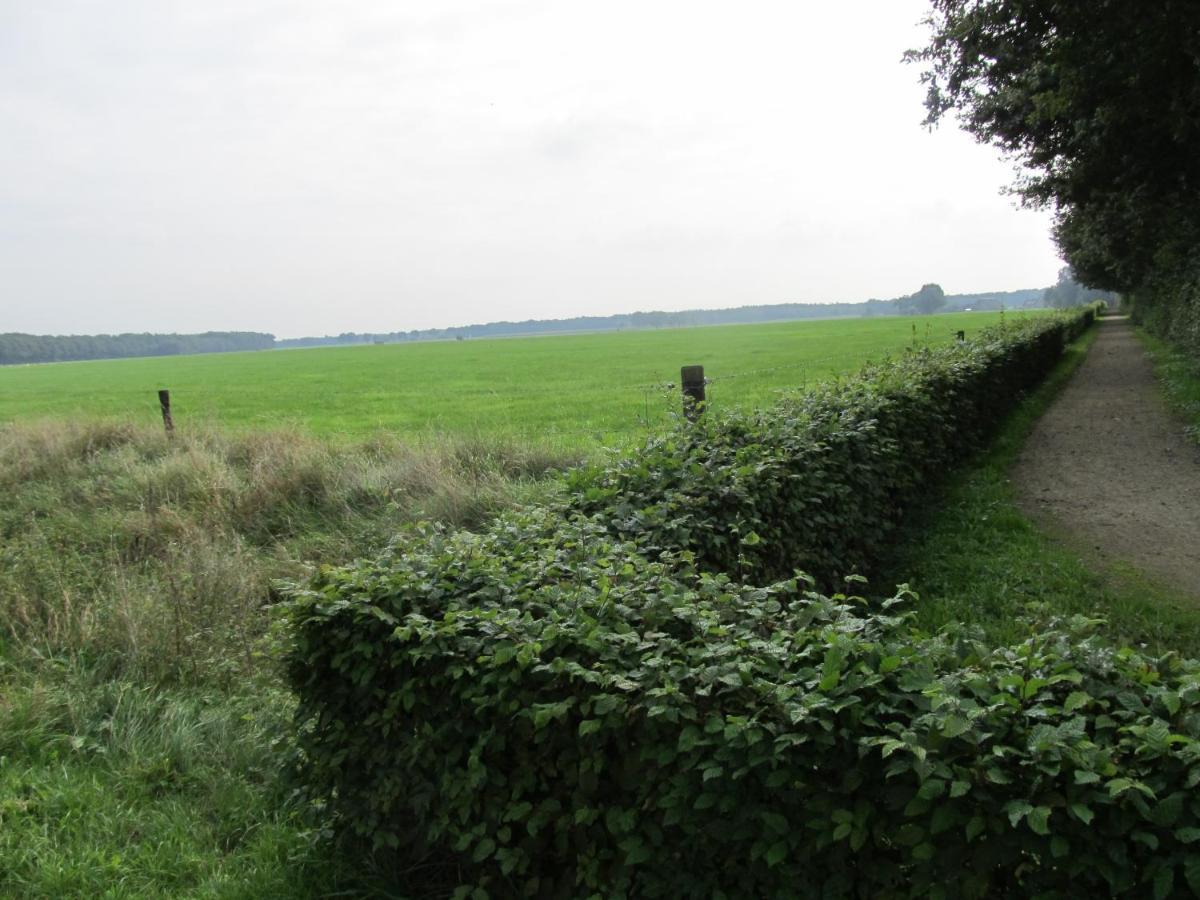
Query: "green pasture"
0 312 1041 444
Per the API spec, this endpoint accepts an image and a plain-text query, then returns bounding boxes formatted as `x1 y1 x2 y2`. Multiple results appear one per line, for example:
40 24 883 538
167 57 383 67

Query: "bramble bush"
287 304 1200 898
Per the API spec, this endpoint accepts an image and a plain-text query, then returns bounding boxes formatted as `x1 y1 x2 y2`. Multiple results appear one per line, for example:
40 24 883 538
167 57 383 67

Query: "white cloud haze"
0 0 1062 337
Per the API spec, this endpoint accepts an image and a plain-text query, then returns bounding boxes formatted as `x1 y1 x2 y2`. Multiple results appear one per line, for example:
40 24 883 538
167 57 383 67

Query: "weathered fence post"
681 365 705 421
158 389 175 437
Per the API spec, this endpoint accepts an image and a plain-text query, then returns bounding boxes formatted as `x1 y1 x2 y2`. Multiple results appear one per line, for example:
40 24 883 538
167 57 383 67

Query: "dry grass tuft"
0 420 576 683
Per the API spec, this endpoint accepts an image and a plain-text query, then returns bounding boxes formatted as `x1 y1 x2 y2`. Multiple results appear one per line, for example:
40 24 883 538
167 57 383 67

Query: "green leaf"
819 648 843 692
1063 691 1091 713
918 778 946 800
1186 856 1200 895
471 837 496 863
677 726 702 753
578 719 602 737
1106 777 1134 797
620 836 652 865
1004 800 1033 827
880 739 906 758
765 840 788 867
965 816 985 842
1027 806 1051 836
931 805 957 836
1069 803 1094 825
762 811 789 834
504 801 533 822
941 715 970 739
1153 865 1174 900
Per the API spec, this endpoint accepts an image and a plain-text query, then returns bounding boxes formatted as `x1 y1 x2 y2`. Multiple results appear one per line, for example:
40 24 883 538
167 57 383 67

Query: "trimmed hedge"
569 308 1099 586
286 306 1177 897
288 511 1200 898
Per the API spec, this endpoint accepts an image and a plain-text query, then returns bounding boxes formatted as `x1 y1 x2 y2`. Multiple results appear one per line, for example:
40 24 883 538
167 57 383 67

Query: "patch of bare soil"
1012 318 1200 598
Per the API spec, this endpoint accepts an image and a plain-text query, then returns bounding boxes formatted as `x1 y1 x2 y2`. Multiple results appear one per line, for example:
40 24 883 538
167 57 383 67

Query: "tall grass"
0 419 572 896
0 420 573 684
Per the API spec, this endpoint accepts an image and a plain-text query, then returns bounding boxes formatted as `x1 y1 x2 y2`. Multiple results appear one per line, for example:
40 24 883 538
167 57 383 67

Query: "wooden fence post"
158 389 175 437
681 365 705 420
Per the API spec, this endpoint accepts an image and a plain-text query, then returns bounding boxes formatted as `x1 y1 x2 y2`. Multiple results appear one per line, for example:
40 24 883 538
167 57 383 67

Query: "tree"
900 283 946 315
906 1 1200 295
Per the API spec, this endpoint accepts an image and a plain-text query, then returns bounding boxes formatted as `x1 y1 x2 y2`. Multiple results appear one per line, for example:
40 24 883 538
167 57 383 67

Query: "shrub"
287 508 1200 898
288 306 1153 896
568 309 1097 586
1133 255 1200 360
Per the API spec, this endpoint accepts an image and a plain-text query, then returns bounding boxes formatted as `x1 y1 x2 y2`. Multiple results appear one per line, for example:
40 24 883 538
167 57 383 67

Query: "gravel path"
1012 317 1200 598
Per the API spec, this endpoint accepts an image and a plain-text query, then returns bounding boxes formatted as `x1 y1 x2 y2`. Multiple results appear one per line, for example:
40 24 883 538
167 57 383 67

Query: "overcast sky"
1 0 1061 338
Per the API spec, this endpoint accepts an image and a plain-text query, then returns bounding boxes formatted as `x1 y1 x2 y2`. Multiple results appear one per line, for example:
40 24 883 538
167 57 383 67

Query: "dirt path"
1012 317 1200 598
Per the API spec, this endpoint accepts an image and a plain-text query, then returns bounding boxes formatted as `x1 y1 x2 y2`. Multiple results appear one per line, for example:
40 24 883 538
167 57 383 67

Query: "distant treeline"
276 287 1046 349
2 286 1060 364
0 332 275 366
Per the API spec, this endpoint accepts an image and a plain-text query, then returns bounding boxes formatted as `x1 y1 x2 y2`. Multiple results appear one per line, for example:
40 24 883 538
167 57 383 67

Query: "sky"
0 0 1063 338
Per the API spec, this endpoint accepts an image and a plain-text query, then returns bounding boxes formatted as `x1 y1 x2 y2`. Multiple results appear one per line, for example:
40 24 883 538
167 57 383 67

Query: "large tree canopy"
908 1 1200 294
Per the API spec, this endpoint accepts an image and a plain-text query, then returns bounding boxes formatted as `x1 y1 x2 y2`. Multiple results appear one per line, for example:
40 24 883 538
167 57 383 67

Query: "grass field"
0 312 1038 444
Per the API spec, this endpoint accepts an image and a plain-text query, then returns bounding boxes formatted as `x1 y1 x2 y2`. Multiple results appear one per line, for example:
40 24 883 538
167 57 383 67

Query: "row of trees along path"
1012 317 1200 598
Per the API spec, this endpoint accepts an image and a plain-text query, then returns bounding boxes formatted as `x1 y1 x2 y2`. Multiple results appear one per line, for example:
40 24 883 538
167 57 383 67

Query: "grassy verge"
1138 328 1200 442
880 326 1200 656
0 421 574 897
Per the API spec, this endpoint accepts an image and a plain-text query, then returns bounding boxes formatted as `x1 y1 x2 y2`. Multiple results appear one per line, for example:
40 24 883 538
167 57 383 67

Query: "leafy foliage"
569 309 1098 587
908 0 1200 292
1135 263 1200 361
908 0 1200 358
286 306 1148 897
288 509 1200 897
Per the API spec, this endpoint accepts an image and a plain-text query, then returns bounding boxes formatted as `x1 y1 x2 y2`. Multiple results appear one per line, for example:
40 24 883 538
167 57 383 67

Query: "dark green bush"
288 507 1200 898
568 310 1096 586
289 305 1170 897
1134 257 1200 360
